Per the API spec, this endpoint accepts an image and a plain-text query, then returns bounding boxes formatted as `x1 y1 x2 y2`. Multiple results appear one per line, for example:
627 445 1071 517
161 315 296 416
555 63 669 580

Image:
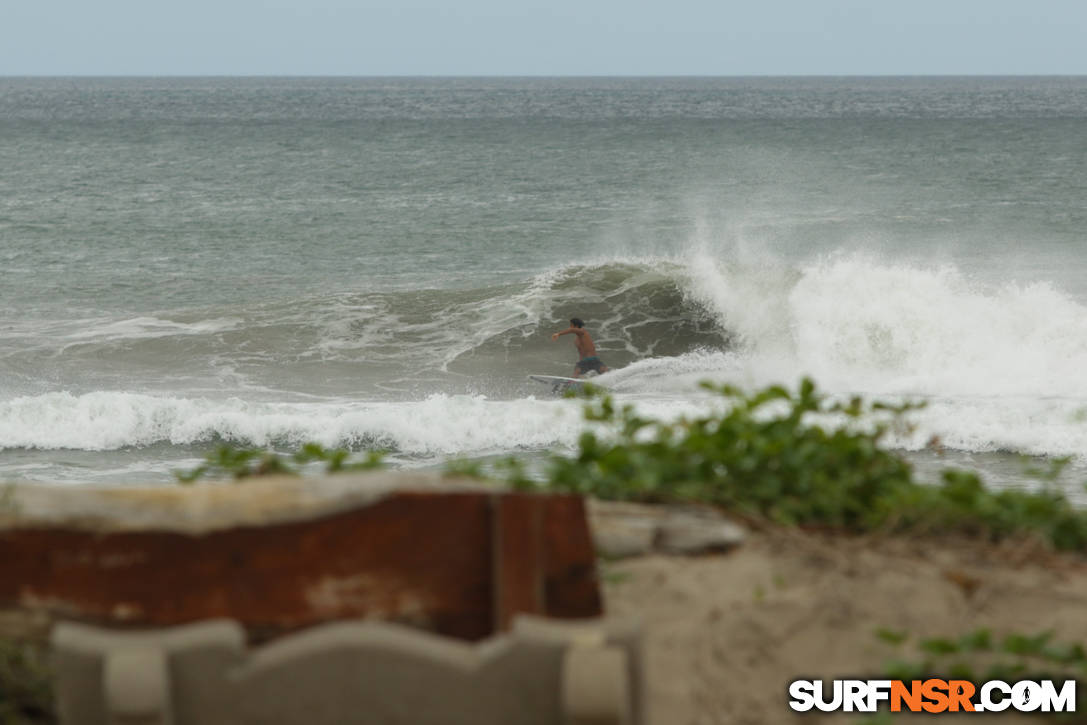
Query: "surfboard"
528 374 600 395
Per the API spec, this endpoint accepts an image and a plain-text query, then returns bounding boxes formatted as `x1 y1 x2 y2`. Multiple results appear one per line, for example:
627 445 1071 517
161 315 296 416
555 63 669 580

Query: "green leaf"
875 628 909 646
920 638 960 656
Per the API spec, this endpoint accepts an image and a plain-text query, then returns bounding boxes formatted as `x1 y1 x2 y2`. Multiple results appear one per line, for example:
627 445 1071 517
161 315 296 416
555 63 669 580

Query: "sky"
3 0 1086 76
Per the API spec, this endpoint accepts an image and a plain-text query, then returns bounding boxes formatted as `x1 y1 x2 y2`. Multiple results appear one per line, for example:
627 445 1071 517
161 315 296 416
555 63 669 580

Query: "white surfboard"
528 374 601 395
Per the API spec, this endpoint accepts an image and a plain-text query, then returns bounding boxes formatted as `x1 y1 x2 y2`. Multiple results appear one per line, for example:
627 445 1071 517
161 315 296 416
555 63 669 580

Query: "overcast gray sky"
3 0 1086 76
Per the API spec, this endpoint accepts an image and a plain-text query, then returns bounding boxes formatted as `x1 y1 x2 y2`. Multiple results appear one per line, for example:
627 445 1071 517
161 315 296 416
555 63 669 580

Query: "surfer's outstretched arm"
551 327 579 341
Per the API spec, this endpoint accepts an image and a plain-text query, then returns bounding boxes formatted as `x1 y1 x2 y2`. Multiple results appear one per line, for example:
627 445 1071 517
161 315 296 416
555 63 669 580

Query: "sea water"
1 76 1085 490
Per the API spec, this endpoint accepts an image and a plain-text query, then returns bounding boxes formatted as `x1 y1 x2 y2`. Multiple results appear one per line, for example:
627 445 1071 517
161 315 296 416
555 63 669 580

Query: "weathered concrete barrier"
52 614 644 725
0 473 601 641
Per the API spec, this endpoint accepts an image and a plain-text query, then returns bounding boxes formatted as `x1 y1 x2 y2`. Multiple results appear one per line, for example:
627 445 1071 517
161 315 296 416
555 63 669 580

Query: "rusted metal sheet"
542 494 601 616
491 494 544 631
0 491 601 641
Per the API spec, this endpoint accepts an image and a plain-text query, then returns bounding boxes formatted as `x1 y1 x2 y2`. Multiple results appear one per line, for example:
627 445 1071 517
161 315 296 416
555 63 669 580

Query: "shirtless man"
551 318 609 378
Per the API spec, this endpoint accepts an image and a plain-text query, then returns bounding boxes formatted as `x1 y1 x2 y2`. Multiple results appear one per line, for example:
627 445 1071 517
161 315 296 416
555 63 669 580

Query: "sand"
602 526 1087 724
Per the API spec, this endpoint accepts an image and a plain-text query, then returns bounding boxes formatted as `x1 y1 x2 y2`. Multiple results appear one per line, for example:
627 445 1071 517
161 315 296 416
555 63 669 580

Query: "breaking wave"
3 253 1087 464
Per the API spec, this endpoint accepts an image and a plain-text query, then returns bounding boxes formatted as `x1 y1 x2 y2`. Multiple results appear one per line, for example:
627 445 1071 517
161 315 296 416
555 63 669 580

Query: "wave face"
0 261 731 400
3 253 1087 474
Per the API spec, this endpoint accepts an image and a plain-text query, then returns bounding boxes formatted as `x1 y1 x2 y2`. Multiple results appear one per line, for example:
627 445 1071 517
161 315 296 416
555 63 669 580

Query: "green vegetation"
0 640 53 725
876 626 1087 689
175 443 384 483
862 627 1087 723
0 484 17 516
529 379 917 527
509 379 1087 551
878 466 1087 551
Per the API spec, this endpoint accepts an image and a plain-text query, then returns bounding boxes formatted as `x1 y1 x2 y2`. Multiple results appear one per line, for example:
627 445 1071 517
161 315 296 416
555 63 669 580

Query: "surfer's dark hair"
570 318 584 328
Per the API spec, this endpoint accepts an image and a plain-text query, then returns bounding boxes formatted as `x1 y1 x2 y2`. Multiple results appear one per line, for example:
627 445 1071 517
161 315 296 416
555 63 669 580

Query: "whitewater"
3 253 1086 487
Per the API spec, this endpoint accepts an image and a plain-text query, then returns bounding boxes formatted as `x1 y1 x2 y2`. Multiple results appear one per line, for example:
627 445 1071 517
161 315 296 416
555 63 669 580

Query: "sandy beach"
604 526 1087 724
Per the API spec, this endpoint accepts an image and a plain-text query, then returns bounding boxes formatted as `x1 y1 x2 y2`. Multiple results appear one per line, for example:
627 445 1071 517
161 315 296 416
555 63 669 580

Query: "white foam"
0 384 725 469
785 257 1087 399
0 390 581 455
670 251 1087 459
64 316 243 342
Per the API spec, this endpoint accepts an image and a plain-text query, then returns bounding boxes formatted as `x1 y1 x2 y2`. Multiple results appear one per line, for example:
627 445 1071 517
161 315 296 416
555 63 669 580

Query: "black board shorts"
575 356 605 375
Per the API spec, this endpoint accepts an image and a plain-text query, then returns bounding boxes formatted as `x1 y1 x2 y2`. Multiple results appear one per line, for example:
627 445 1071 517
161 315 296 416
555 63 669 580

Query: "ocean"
1 76 1085 491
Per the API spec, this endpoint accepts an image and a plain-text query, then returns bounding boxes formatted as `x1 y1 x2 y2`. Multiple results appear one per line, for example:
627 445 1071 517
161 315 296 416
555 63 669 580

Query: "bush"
0 639 53 725
882 468 1087 550
175 443 384 483
538 378 917 527
875 626 1087 690
520 379 1087 550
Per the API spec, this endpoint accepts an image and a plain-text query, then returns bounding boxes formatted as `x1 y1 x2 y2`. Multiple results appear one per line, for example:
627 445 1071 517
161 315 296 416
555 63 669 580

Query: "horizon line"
4 73 1087 79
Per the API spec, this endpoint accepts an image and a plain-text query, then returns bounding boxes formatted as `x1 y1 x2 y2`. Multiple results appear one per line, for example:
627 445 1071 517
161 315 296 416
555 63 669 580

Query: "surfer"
551 318 609 378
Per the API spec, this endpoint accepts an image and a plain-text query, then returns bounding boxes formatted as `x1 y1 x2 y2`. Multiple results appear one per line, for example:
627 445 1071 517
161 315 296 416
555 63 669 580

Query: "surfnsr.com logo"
789 679 1076 713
